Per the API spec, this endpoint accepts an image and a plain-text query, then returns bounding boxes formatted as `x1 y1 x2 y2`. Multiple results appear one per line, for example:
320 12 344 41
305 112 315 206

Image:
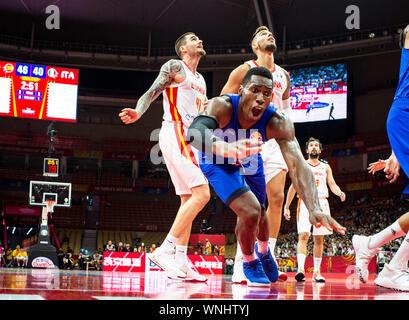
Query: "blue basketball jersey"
199 94 276 174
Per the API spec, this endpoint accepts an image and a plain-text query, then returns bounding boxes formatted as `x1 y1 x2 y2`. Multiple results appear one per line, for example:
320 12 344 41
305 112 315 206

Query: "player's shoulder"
161 59 184 72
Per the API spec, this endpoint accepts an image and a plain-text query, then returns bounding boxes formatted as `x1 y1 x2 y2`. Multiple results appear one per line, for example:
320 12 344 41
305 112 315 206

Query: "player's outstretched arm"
283 184 296 221
220 64 250 95
266 112 346 235
326 164 346 201
119 59 185 124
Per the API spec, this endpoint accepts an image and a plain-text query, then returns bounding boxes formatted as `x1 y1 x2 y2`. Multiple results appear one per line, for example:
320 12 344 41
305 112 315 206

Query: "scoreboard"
0 61 78 122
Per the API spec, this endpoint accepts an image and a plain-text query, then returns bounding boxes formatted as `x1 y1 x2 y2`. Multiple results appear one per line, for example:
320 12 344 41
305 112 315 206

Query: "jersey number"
196 98 202 112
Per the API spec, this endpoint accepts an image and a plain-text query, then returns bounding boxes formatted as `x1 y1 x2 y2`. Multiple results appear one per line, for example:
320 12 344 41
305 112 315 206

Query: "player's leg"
172 186 210 282
311 199 332 282
296 232 309 281
312 235 326 282
295 199 312 281
353 212 409 287
265 170 287 281
375 213 409 290
229 192 271 286
151 124 209 279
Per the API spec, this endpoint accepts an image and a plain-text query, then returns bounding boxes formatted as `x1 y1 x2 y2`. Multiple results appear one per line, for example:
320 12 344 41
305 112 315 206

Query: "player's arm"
283 183 297 221
119 59 185 124
266 112 346 234
220 64 250 95
326 164 346 201
281 69 293 119
187 96 262 159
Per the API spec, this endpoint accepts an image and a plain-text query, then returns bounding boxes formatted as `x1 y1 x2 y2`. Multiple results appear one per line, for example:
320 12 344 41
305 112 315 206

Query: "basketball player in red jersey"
221 26 291 283
119 32 209 281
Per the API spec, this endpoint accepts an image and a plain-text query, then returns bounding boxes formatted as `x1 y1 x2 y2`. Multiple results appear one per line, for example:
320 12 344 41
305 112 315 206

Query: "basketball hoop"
45 200 56 213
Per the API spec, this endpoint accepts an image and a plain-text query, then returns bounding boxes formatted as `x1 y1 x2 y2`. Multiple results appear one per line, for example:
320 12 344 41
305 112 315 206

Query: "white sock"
175 245 187 267
235 241 243 260
368 220 406 249
297 253 306 272
269 238 277 256
243 252 257 263
389 233 409 271
160 234 178 253
313 257 322 273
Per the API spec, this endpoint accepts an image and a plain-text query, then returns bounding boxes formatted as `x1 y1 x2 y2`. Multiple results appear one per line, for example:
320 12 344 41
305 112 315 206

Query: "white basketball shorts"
158 121 207 195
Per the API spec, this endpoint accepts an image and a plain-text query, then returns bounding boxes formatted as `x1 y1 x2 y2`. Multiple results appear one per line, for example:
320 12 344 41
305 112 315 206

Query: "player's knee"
313 236 323 246
192 185 210 207
238 205 261 229
298 233 309 243
269 191 284 209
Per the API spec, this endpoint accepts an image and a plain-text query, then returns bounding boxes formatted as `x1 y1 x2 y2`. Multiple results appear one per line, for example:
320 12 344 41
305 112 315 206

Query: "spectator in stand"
213 244 220 256
124 243 132 253
140 242 146 253
66 246 73 255
105 240 115 252
150 244 156 253
63 253 74 270
5 248 13 267
57 248 65 269
91 251 103 271
78 249 90 270
12 245 27 268
219 245 225 257
116 242 124 252
225 257 234 275
205 238 211 256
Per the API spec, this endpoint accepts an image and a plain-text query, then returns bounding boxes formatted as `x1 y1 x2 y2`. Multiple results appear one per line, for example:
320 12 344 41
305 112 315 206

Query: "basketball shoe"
255 243 279 283
374 263 409 291
149 248 186 280
295 270 305 282
352 234 381 283
243 259 271 287
232 254 247 284
179 263 207 282
312 272 326 283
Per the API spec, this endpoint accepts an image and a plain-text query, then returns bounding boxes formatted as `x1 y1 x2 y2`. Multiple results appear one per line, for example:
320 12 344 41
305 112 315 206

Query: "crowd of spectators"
1 244 28 268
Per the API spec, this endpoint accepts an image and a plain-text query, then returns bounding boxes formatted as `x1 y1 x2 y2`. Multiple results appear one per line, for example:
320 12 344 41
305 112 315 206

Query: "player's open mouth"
251 106 264 117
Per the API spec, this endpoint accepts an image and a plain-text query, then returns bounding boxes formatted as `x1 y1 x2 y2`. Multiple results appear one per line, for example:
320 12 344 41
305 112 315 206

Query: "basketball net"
45 200 56 213
41 200 56 226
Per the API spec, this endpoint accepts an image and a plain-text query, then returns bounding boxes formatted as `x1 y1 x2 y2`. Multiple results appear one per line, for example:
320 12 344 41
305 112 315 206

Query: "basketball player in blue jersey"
221 26 292 283
353 24 409 291
187 66 346 286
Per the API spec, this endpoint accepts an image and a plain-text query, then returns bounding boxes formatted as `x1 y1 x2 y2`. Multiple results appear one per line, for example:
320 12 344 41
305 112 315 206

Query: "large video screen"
0 60 78 122
289 63 347 123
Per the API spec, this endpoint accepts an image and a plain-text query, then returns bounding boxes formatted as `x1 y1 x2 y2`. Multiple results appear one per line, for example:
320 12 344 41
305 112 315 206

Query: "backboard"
29 180 71 207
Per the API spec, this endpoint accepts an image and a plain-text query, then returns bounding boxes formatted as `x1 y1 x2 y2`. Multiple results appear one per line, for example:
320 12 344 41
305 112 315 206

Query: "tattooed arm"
119 59 185 124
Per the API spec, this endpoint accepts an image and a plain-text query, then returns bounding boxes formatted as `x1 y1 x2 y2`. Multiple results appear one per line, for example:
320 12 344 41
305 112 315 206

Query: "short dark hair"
241 66 273 87
175 32 195 58
399 25 408 49
305 137 323 151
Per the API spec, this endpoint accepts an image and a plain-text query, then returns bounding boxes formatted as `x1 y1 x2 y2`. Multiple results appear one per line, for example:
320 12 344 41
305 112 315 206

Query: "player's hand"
309 210 346 236
283 208 291 221
339 191 346 202
214 139 263 160
368 159 386 175
119 108 140 124
384 153 400 183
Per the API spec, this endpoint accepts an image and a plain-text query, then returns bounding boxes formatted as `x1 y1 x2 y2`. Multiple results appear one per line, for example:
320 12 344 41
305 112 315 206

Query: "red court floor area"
0 268 408 300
